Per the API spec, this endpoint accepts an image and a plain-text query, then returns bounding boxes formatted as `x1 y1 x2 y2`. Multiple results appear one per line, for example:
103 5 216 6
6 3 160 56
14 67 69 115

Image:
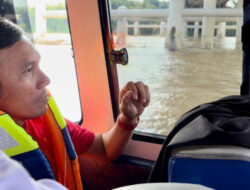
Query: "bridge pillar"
134 22 139 36
201 0 216 49
217 22 226 39
116 6 128 48
193 21 200 38
160 21 166 37
35 0 47 41
236 0 243 49
165 0 185 50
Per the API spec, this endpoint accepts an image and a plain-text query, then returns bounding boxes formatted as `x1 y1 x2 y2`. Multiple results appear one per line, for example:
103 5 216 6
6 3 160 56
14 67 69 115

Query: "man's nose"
37 70 50 89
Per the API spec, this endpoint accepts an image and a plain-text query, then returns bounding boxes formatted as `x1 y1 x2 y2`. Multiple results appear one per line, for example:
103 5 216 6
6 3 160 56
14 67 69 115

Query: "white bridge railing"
110 7 242 37
110 8 242 19
34 1 243 49
37 8 242 36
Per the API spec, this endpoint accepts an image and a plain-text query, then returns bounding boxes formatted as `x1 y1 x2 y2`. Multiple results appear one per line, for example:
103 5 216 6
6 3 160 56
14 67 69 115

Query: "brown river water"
117 36 242 135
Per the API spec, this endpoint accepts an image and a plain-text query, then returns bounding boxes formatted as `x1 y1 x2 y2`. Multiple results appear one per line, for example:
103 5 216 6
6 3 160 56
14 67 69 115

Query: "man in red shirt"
0 17 150 187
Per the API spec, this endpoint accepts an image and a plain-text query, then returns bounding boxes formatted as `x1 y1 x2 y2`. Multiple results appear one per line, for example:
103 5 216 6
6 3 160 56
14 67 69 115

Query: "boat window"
12 0 82 122
109 0 242 135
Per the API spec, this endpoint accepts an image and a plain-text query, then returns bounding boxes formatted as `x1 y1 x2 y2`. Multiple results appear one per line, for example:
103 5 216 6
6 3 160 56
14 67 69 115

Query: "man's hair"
0 17 23 49
0 18 23 92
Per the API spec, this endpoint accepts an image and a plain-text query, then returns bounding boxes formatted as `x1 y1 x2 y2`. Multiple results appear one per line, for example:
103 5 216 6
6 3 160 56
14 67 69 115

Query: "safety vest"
0 92 83 190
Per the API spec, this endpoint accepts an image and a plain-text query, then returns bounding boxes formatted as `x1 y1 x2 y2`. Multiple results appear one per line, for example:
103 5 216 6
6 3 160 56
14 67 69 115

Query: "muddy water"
117 36 242 135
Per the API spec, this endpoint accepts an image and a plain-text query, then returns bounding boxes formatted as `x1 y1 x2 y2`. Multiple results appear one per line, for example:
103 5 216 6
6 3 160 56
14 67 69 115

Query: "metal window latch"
110 48 128 65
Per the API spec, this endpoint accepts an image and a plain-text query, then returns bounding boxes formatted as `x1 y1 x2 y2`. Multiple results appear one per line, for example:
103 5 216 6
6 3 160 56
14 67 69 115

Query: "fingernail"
134 94 138 99
143 98 146 103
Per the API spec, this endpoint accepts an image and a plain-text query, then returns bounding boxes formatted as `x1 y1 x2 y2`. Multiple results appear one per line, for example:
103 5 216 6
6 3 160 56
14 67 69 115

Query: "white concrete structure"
193 21 200 38
116 6 128 35
116 6 128 47
34 0 243 50
201 0 216 49
217 22 226 39
35 0 46 40
165 0 185 50
160 21 167 37
134 22 139 36
110 3 242 50
236 0 243 48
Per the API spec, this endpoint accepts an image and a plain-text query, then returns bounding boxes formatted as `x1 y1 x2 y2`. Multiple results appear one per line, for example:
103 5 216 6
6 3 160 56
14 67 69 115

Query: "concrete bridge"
111 0 243 50
34 0 243 50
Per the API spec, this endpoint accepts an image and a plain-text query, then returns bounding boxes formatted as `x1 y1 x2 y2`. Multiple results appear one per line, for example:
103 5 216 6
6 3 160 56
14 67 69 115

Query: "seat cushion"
168 145 250 190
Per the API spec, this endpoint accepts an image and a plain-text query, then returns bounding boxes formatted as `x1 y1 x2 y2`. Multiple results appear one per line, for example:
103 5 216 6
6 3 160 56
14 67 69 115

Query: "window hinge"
110 48 128 65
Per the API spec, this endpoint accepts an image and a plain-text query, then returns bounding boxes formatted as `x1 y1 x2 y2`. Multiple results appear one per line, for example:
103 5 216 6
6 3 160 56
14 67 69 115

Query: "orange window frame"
66 0 115 133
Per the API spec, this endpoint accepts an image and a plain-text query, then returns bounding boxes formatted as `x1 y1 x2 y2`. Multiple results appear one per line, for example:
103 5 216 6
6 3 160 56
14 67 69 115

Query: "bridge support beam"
165 0 185 50
236 0 243 49
201 0 216 49
116 6 128 48
193 21 200 38
160 21 166 37
217 22 226 39
35 0 46 41
134 22 139 36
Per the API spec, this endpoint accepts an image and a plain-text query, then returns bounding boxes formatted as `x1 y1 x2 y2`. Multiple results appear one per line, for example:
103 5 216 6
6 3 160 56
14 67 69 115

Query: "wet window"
109 0 242 135
12 0 82 122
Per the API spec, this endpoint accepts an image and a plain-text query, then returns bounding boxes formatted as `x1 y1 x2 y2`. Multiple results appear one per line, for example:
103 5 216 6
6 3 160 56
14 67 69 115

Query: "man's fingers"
136 82 150 107
119 82 129 103
135 81 147 104
120 90 133 107
144 84 150 107
127 81 138 100
120 81 138 103
120 81 150 108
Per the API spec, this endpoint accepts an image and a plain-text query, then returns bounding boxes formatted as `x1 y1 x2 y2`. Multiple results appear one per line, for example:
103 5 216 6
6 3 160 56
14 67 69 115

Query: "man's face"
0 36 50 125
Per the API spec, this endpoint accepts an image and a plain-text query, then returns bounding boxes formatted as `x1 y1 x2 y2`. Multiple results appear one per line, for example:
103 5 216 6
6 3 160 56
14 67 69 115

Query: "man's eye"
26 67 33 72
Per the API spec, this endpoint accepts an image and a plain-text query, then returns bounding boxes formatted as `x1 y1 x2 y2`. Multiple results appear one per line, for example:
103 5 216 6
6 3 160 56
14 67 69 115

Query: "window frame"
98 0 167 143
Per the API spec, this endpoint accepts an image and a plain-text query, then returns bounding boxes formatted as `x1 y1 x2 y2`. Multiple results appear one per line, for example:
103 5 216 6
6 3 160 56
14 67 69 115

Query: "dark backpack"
148 95 250 182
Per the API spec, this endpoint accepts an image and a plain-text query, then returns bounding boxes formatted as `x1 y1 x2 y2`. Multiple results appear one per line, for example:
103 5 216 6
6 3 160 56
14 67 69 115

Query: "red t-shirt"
23 117 95 175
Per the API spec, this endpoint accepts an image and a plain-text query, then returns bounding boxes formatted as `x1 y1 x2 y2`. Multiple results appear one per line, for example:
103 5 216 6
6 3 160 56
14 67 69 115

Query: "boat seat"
168 145 250 190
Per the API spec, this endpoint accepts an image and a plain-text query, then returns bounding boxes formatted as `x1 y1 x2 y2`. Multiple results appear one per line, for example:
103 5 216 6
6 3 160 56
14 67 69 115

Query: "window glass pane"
13 0 82 122
109 0 242 135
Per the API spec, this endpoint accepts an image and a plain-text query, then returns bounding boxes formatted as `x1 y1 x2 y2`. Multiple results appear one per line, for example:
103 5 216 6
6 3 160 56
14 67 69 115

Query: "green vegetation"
15 3 69 33
46 3 69 33
47 3 66 10
111 0 169 9
47 19 69 33
15 7 33 33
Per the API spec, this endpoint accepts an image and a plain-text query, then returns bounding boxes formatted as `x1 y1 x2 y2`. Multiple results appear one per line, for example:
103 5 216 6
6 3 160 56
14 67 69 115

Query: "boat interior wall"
66 0 115 133
79 156 151 190
123 140 162 161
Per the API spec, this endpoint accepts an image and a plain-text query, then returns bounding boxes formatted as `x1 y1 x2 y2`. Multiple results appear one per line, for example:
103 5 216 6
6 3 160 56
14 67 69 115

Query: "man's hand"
87 81 150 161
119 81 150 124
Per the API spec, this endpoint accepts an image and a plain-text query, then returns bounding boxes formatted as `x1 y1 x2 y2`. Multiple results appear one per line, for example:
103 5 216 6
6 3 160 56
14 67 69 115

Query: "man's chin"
39 105 48 116
30 105 48 119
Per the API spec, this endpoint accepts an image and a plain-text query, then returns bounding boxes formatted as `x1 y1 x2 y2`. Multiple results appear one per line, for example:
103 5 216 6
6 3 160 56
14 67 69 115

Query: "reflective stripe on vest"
0 111 55 180
0 92 83 190
47 95 66 130
0 114 38 156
